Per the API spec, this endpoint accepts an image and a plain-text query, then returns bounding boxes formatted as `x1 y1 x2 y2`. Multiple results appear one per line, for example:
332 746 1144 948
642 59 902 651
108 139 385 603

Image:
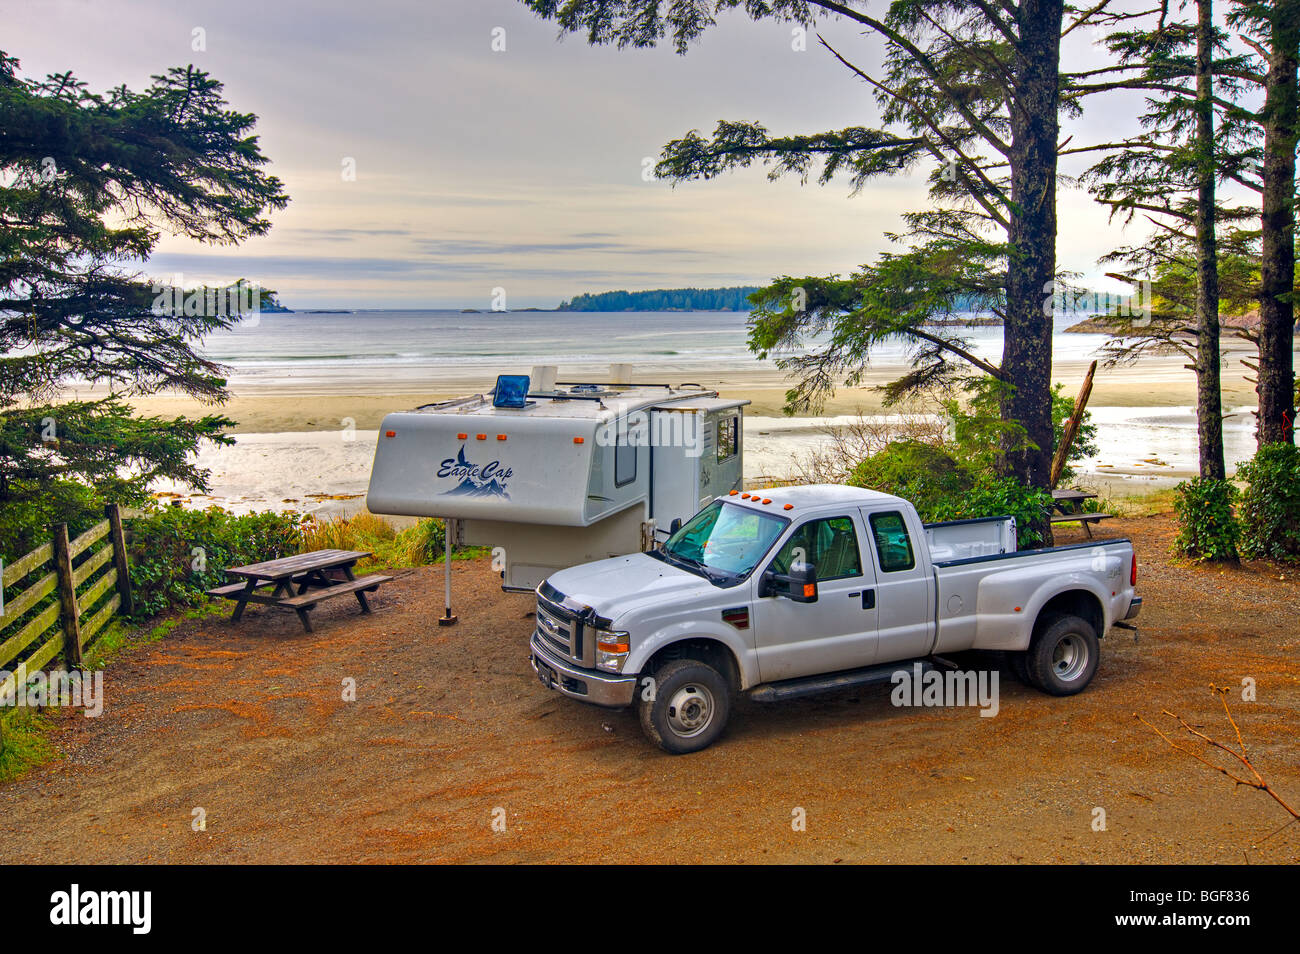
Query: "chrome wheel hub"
666 683 714 737
1052 634 1089 682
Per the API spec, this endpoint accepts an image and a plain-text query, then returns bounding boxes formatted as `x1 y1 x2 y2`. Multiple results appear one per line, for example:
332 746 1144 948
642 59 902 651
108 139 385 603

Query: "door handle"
861 589 875 610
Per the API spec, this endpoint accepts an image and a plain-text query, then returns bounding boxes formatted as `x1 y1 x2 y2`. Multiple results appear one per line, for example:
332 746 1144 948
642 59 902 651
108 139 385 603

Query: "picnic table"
207 549 391 633
1049 489 1113 539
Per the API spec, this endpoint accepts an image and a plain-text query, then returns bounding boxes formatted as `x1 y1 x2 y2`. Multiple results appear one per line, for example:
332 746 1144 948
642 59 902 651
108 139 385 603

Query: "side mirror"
760 561 818 602
669 517 682 534
786 561 818 602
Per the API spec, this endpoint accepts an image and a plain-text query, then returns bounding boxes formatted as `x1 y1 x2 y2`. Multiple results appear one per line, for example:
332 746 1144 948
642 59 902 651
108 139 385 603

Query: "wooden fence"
0 504 133 697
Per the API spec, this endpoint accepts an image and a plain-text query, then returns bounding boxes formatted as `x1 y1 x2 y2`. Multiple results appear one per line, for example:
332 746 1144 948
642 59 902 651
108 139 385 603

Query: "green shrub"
847 441 972 520
126 506 305 619
848 443 1051 548
1173 477 1240 562
1237 442 1300 561
930 476 1055 548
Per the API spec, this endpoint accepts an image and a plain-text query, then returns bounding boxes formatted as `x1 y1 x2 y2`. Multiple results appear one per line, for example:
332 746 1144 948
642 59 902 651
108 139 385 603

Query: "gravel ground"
1 514 1296 864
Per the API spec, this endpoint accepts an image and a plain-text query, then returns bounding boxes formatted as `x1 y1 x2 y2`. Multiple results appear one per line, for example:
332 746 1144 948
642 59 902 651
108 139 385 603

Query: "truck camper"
366 366 749 590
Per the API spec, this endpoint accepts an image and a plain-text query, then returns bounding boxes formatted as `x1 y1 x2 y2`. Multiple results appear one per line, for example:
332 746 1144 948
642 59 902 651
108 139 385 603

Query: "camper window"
717 415 738 462
615 434 637 487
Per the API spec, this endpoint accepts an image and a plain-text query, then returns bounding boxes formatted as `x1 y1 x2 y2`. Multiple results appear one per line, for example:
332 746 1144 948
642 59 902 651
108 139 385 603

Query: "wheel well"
1035 589 1104 639
645 638 741 691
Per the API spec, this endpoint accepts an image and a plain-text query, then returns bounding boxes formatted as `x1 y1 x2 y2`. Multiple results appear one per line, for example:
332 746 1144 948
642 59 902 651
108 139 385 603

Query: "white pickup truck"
529 484 1141 753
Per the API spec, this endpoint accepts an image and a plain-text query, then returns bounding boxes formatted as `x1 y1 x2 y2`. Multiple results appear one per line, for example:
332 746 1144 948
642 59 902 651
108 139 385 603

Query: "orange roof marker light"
385 430 396 438
729 490 739 496
476 433 487 440
783 503 793 510
761 498 772 505
573 436 584 444
456 432 468 440
741 493 752 499
497 434 507 441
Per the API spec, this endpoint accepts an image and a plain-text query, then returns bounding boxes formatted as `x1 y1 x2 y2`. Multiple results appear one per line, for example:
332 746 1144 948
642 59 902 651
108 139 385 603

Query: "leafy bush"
848 441 972 519
126 506 305 618
1173 477 1240 562
1237 442 1300 561
930 476 1054 548
849 443 1051 548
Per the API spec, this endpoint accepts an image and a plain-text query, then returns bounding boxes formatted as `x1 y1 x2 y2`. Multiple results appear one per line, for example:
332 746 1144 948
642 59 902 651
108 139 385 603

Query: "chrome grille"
536 605 571 657
536 591 586 665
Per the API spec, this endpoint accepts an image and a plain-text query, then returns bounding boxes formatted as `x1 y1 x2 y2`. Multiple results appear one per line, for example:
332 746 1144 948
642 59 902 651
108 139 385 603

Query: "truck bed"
929 536 1136 655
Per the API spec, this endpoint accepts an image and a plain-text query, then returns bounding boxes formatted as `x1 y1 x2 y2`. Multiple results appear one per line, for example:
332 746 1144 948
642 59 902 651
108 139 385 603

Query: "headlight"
594 630 631 672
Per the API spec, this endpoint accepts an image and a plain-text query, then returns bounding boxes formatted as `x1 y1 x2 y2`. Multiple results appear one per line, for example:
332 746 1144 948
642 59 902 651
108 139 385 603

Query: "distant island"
261 292 292 313
558 286 761 312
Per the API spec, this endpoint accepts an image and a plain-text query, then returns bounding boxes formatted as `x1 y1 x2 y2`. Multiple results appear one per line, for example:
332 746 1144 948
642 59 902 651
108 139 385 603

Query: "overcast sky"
3 0 1237 308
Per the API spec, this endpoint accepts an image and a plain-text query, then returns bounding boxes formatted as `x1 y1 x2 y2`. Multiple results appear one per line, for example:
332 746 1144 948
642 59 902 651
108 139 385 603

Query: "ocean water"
182 309 1262 498
198 309 1115 390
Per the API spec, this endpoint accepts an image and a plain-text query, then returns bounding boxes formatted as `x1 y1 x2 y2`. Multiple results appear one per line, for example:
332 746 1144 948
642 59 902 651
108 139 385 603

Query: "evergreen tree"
1081 0 1257 480
0 52 288 551
522 0 1137 495
1226 0 1299 446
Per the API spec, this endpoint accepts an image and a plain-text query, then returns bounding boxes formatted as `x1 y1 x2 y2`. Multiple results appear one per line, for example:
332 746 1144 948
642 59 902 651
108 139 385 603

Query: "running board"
748 660 936 703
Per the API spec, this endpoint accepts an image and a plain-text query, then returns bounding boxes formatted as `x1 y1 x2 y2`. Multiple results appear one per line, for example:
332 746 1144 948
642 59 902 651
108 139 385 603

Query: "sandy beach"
124 346 1264 433
119 338 1278 516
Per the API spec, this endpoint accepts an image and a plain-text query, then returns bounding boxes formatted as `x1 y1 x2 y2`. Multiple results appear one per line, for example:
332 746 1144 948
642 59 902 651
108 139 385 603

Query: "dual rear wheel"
1014 613 1100 695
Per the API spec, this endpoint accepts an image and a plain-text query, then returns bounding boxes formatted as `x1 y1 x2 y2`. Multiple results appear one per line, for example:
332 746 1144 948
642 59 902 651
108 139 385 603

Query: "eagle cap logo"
437 445 512 499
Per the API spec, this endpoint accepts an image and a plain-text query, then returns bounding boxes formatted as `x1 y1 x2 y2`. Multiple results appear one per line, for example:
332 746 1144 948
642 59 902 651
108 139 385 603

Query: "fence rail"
0 504 133 698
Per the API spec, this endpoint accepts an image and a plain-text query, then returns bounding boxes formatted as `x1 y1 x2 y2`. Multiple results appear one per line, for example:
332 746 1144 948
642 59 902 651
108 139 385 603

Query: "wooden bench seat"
1048 511 1113 539
280 574 391 609
1049 512 1113 523
279 574 391 630
206 581 253 598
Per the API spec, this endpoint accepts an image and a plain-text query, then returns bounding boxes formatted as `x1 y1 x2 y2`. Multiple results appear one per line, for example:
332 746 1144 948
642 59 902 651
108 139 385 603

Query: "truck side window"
769 516 862 583
717 416 738 462
614 434 636 487
869 511 915 572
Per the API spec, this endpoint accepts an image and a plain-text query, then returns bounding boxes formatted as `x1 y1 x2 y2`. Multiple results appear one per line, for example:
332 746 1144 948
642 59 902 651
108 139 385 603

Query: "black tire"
637 658 731 754
1024 613 1099 696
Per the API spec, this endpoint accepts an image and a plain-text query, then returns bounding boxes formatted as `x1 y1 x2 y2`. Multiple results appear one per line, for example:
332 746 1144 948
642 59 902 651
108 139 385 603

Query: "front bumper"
1124 596 1142 621
530 632 638 708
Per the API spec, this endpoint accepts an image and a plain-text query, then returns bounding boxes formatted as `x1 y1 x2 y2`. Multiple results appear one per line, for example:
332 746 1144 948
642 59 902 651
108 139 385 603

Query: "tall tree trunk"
1194 0 1227 480
1001 0 1064 499
1256 0 1299 447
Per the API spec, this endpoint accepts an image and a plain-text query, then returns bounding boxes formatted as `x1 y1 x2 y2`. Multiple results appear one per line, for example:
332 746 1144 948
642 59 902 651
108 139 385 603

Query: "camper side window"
615 435 636 487
717 416 738 462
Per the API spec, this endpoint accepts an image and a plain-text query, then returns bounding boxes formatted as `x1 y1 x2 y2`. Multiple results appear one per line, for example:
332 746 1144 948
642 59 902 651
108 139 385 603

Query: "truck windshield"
661 500 787 583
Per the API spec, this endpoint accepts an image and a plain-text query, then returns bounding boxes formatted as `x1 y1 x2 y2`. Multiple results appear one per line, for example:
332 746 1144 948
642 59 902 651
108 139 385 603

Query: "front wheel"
637 659 731 754
1024 613 1099 696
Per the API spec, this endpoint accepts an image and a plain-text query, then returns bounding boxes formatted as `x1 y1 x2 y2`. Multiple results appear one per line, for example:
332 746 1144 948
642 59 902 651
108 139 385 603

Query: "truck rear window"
869 511 915 572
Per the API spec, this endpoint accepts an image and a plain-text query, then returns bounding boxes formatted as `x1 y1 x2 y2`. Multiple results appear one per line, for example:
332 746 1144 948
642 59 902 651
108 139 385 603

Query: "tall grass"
300 512 449 569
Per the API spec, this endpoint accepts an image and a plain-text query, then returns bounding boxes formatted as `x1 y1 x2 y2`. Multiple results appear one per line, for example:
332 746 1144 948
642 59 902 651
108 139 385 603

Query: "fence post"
52 523 82 668
105 503 134 617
